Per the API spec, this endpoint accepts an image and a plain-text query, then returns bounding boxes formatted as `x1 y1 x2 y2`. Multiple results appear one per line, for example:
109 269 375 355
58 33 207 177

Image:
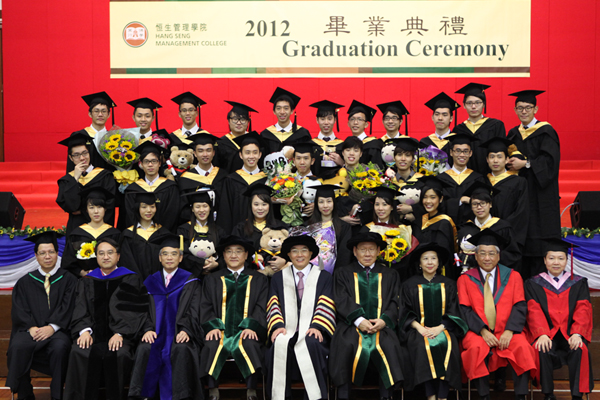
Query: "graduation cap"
385 136 422 153
466 228 508 250
243 182 274 198
80 186 113 203
134 140 164 160
508 90 545 106
447 132 479 148
462 181 499 198
24 230 63 251
377 100 410 136
269 87 301 133
293 141 319 157
216 235 255 256
347 100 377 135
409 242 450 271
317 165 343 181
134 192 158 205
159 233 183 251
544 237 579 255
425 92 461 129
280 235 320 262
190 133 219 148
127 97 162 131
314 184 342 199
456 83 491 113
232 131 265 151
82 91 116 126
145 129 171 149
418 175 449 192
181 187 216 207
58 129 92 149
225 100 258 132
479 137 513 155
171 91 207 127
371 185 402 203
346 230 387 250
309 100 345 132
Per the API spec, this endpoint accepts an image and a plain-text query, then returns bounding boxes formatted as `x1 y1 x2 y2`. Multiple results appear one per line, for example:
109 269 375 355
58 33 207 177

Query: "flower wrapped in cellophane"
346 162 383 202
368 224 413 265
417 145 449 176
76 241 97 260
98 127 140 191
264 159 304 226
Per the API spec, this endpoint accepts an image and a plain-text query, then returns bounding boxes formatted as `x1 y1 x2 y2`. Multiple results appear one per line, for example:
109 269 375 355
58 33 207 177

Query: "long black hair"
419 186 446 216
371 196 401 225
132 200 158 241
189 200 219 245
243 193 276 237
307 193 344 234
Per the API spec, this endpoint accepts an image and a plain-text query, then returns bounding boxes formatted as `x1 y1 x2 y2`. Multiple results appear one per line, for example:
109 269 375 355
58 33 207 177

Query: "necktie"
165 273 172 287
81 171 88 177
234 272 239 282
365 267 371 281
484 273 496 331
323 137 331 142
553 276 559 282
44 273 51 308
297 271 304 300
280 129 286 133
185 130 192 137
205 171 210 176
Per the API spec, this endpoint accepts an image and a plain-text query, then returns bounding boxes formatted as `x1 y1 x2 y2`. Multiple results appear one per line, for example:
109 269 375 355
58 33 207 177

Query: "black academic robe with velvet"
360 137 384 169
412 213 458 279
177 222 227 277
453 118 506 175
124 177 181 232
437 169 484 226
219 170 267 234
486 172 529 248
214 134 244 174
260 126 312 156
119 225 172 280
420 134 453 168
62 224 121 278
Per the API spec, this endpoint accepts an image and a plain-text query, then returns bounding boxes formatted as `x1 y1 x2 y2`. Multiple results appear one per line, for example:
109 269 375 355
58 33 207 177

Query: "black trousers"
473 358 529 396
207 373 258 389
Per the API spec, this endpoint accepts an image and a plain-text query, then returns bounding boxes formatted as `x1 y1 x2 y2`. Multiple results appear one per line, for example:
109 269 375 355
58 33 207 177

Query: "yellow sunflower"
368 170 379 178
353 181 365 190
105 142 118 151
284 181 295 188
121 141 133 150
392 238 408 251
109 134 122 142
419 168 427 174
273 184 281 190
124 151 136 162
387 248 399 260
419 157 427 164
109 151 122 162
79 242 95 259
356 171 368 178
385 229 400 237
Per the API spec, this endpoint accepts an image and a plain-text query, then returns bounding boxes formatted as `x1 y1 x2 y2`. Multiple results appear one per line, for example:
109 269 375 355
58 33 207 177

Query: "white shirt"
195 165 213 176
274 122 292 132
522 117 538 129
80 266 122 337
85 164 95 174
140 130 153 140
475 215 492 228
228 267 245 275
163 268 179 285
317 132 337 140
491 169 507 177
479 266 496 294
91 125 108 152
182 125 200 135
242 166 260 175
145 175 160 186
298 171 314 180
136 221 155 231
435 129 452 140
356 132 368 141
386 131 401 139
354 262 376 328
451 165 467 175
292 264 312 287
37 264 61 333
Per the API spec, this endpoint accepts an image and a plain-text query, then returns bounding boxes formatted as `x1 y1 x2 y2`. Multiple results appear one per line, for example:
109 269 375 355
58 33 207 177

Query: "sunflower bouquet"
346 162 383 202
264 159 304 226
98 127 140 190
76 241 97 260
417 145 449 176
368 224 413 265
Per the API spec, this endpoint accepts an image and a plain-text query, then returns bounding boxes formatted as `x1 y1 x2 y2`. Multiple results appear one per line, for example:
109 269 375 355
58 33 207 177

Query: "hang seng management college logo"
123 22 148 47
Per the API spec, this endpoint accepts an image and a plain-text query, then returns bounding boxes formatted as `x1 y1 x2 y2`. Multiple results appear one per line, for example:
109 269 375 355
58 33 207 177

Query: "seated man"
200 236 268 400
525 238 594 400
266 235 335 400
64 238 148 400
7 231 78 400
457 230 537 400
329 231 403 400
129 234 203 400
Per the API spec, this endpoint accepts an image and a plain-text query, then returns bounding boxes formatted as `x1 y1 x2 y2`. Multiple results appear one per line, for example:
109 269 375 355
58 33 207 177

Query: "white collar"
195 220 208 227
491 169 507 177
242 166 260 175
356 132 367 141
385 131 401 139
451 165 467 175
38 263 61 277
182 125 199 135
317 132 337 140
136 221 155 230
274 122 292 132
228 266 245 275
140 130 152 139
195 164 213 175
90 125 107 134
435 130 452 140
358 261 375 270
479 266 496 282
145 175 160 186
298 171 313 179
85 164 95 173
163 268 178 279
475 214 492 228
522 117 538 129
292 263 312 277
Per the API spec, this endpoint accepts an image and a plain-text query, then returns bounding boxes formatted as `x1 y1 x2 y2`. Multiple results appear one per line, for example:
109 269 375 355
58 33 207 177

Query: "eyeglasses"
452 149 471 155
38 250 57 257
180 108 197 114
229 117 248 124
465 101 483 107
476 251 498 258
142 159 160 166
471 201 489 208
161 251 180 257
515 106 534 112
92 109 108 115
290 249 310 255
71 151 90 159
225 249 246 256
97 250 116 257
383 116 400 122
357 247 378 255
349 117 366 123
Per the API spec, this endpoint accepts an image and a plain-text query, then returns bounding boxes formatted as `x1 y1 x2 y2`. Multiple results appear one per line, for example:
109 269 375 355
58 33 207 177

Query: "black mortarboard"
310 100 345 132
479 137 513 155
81 186 112 202
127 97 162 131
181 187 216 206
24 230 63 248
58 130 92 149
347 231 387 250
191 133 219 147
455 83 491 112
269 87 301 109
348 100 377 135
462 181 500 198
425 92 460 128
134 192 158 205
280 235 320 262
385 136 422 153
233 131 265 150
419 176 448 192
314 184 342 199
243 183 274 198
293 141 319 156
172 91 206 127
82 91 116 126
409 242 450 271
508 90 545 106
372 186 402 203
225 100 258 131
544 238 579 255
377 100 410 136
216 235 254 255
467 229 508 250
159 233 182 250
447 132 479 147
135 140 163 159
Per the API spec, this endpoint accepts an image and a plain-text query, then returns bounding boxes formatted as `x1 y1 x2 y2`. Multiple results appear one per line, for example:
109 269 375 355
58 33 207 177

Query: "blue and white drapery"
566 234 600 290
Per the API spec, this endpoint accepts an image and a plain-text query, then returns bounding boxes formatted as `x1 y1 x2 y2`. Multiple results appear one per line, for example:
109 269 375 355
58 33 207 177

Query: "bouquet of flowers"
76 241 97 260
368 224 413 265
347 162 383 202
98 127 140 191
417 145 449 176
264 159 304 226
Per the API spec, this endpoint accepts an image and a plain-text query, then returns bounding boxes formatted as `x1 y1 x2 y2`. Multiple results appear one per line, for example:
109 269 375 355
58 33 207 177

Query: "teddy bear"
189 239 216 261
380 143 396 167
255 227 289 276
165 146 195 181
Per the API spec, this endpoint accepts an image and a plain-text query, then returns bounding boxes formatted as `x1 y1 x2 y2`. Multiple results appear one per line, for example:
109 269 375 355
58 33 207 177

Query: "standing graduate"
453 83 506 174
7 231 78 400
125 140 181 232
481 137 530 253
199 236 268 400
231 183 278 250
309 100 345 176
64 238 148 400
506 90 561 278
178 133 228 196
420 92 461 169
457 230 537 400
266 236 336 400
127 97 162 141
56 130 117 234
260 87 311 156
399 243 467 399
169 91 211 146
214 101 258 174
119 192 172 280
219 132 268 233
525 238 594 400
436 132 484 226
329 232 403 400
61 187 121 278
377 100 410 141
129 235 204 400
346 100 383 168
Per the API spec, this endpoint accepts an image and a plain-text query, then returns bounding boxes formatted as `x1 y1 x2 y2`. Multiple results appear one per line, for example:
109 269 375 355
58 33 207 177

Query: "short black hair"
272 97 293 111
393 146 415 158
383 110 403 121
132 107 155 116
341 136 363 152
316 109 336 119
227 110 249 120
88 102 109 113
87 197 106 209
470 190 492 204
35 241 58 254
96 238 120 254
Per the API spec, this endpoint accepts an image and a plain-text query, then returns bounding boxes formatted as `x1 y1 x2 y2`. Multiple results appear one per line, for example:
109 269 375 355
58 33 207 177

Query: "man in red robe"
525 238 593 400
457 229 536 400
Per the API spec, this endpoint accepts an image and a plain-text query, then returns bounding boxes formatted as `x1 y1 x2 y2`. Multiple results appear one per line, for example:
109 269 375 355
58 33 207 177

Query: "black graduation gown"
398 275 467 391
56 168 117 234
219 170 267 234
62 224 121 278
486 172 529 248
453 118 506 175
199 268 269 381
231 221 263 250
260 125 312 155
412 213 458 279
64 268 148 400
507 123 561 256
437 169 484 226
7 269 78 399
329 262 403 389
178 167 229 223
119 225 172 280
457 218 522 270
420 134 453 168
177 222 227 276
169 128 211 147
214 134 243 174
265 267 335 399
312 137 343 177
360 137 384 169
124 177 181 232
129 269 204 400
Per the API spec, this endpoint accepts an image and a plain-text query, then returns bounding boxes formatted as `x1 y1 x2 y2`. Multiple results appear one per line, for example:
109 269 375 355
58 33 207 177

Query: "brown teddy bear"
255 227 290 276
165 145 195 181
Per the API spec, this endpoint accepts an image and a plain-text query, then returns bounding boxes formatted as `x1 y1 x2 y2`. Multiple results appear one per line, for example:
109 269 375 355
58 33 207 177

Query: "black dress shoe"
572 397 583 400
494 378 506 392
18 395 35 400
544 394 557 400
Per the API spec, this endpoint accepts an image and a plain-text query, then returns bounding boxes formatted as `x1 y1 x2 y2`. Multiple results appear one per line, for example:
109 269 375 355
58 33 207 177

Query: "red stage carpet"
0 160 598 229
